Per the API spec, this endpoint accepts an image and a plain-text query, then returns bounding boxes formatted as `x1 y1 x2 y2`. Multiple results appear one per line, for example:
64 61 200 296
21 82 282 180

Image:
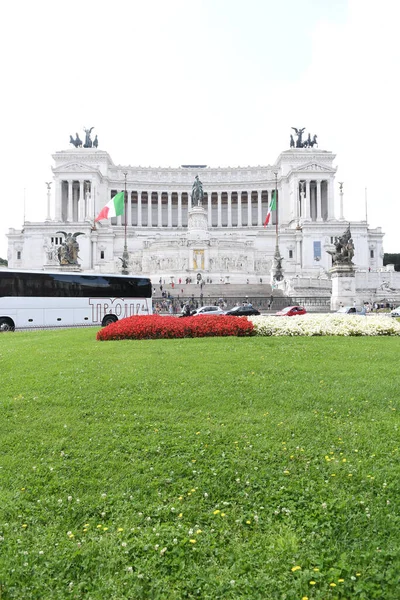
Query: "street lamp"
273 171 283 282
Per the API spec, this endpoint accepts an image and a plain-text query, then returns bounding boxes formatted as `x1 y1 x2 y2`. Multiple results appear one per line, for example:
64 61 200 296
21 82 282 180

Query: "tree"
383 253 400 272
0 257 8 266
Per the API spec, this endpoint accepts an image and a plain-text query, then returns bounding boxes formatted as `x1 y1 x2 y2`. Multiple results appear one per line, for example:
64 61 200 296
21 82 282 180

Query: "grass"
1 329 400 599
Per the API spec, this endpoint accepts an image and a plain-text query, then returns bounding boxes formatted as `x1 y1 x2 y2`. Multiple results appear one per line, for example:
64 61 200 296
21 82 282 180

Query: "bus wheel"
102 315 118 327
0 318 15 332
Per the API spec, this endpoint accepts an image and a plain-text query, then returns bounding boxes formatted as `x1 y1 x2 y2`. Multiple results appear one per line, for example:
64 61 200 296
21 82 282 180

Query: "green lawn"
1 330 399 599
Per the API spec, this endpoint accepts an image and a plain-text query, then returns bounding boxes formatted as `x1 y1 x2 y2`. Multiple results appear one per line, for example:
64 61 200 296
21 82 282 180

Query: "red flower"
96 315 254 341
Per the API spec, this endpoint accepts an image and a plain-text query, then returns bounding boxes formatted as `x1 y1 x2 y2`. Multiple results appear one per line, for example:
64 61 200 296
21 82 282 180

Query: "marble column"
316 179 322 221
217 191 222 227
228 191 232 227
147 192 152 227
305 180 311 220
126 191 132 226
167 191 172 228
78 181 85 222
188 190 192 211
178 191 182 227
328 179 335 220
67 180 73 222
117 191 122 225
137 191 142 227
257 190 262 226
208 192 212 227
237 191 242 227
158 192 162 227
55 180 62 221
247 191 252 227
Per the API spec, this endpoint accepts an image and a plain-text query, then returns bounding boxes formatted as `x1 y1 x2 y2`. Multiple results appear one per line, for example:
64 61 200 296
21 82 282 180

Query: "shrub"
97 314 255 341
249 314 400 336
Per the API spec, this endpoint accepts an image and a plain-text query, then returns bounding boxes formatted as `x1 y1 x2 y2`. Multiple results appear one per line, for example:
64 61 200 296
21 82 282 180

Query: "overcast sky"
1 0 399 259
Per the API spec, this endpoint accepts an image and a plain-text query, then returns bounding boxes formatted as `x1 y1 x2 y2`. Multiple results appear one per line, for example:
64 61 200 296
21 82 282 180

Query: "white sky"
1 0 399 258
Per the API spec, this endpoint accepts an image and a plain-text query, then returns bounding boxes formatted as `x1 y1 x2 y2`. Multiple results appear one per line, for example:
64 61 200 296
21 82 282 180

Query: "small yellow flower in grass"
291 566 301 572
356 572 361 576
117 528 123 532
189 539 196 544
178 513 183 518
284 470 290 475
302 597 309 600
192 459 197 463
22 524 28 529
96 524 102 529
103 527 108 531
338 578 344 583
246 520 251 524
191 488 196 492
196 529 202 534
221 513 226 517
348 473 353 477
83 528 88 533
313 568 320 572
309 581 316 585
213 510 220 515
330 582 336 587
178 496 183 500
331 473 336 477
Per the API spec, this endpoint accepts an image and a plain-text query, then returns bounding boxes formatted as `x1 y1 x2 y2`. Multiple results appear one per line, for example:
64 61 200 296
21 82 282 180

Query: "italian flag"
263 190 276 227
95 191 125 222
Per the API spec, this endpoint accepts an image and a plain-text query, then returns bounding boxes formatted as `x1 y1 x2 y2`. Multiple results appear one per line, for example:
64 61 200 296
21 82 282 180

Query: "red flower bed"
96 314 254 341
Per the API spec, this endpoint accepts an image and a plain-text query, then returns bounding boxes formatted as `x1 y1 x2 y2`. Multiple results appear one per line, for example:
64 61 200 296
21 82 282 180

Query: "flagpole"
121 172 129 275
273 171 283 282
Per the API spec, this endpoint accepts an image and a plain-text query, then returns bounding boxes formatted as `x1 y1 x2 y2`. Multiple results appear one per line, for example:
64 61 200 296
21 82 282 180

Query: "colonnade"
297 179 334 222
110 189 273 228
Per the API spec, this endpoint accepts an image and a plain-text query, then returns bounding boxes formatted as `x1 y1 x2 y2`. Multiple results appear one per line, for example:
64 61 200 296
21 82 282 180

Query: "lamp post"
273 171 283 282
121 172 129 275
45 182 52 221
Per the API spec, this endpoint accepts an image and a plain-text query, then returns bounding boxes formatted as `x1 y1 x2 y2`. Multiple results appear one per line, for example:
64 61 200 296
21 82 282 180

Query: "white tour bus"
0 269 153 331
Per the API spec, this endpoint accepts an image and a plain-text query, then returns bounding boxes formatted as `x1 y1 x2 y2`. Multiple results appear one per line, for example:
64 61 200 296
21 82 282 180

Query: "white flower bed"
249 314 400 337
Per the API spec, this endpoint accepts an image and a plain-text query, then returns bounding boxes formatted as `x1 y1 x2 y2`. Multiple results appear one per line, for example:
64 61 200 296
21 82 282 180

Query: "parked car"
191 305 226 316
275 305 307 317
391 306 400 317
225 305 260 316
336 306 366 315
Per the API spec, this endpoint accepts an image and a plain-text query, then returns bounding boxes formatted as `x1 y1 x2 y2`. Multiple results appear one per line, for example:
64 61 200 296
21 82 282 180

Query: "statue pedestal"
187 206 210 272
188 205 208 233
43 264 82 272
330 264 356 310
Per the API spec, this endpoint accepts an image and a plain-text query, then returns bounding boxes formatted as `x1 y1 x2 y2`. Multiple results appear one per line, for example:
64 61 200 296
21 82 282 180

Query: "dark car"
275 305 307 317
225 305 260 316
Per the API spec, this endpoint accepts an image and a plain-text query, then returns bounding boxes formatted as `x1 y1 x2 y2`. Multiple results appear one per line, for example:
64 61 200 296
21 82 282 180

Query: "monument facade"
7 132 384 285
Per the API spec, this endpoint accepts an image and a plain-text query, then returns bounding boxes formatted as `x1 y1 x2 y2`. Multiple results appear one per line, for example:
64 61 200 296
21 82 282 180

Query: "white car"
191 305 226 316
391 306 400 317
336 306 366 315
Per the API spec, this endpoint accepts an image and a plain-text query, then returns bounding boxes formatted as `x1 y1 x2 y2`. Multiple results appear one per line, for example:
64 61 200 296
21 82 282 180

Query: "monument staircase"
154 282 330 313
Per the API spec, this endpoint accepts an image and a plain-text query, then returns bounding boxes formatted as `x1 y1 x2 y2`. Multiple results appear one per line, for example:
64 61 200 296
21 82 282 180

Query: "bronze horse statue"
69 133 82 148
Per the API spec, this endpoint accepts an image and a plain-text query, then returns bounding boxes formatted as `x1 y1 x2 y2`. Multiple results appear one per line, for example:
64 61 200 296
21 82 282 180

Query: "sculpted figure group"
290 128 318 148
69 128 98 148
56 231 84 265
326 225 355 265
